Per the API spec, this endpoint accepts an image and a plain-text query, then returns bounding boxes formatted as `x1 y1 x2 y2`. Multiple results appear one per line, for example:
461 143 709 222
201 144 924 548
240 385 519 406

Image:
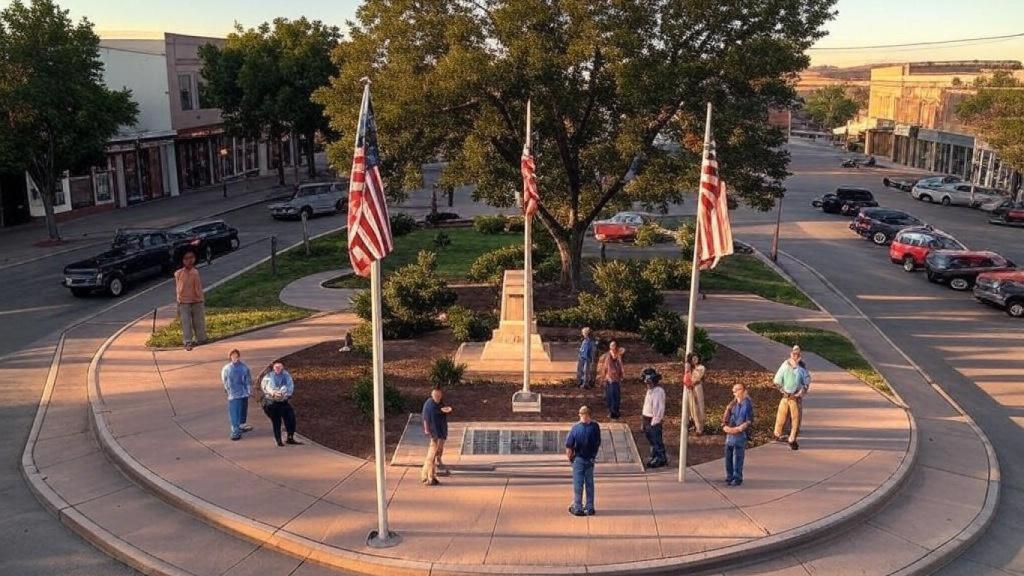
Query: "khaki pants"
421 438 445 482
774 396 802 442
686 384 706 434
178 302 207 345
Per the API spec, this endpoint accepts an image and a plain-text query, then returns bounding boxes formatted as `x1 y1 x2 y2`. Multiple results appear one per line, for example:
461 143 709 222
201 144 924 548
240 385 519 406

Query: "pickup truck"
62 229 187 297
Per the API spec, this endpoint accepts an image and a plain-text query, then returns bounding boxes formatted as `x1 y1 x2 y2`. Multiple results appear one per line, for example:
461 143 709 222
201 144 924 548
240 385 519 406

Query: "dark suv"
925 250 1016 291
168 219 240 264
850 208 924 245
974 271 1024 318
63 229 184 297
813 187 878 215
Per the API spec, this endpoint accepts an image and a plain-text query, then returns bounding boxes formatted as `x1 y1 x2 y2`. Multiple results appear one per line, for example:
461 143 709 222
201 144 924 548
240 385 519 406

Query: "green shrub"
468 244 523 283
678 325 717 364
676 222 696 259
474 214 508 234
642 258 692 290
389 213 417 236
506 215 525 232
350 375 406 418
535 256 562 283
537 306 593 327
425 211 459 225
353 251 456 338
634 223 666 247
433 231 451 250
446 305 497 342
429 357 467 388
351 321 374 355
538 261 661 331
533 226 558 258
640 311 686 355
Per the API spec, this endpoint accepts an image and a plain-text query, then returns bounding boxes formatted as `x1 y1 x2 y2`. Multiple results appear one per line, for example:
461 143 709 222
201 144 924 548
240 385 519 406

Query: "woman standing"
683 353 707 435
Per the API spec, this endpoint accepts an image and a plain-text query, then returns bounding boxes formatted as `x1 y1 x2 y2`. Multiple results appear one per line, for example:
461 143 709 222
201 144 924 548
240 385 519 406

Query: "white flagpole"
360 80 397 548
522 99 533 396
679 102 713 483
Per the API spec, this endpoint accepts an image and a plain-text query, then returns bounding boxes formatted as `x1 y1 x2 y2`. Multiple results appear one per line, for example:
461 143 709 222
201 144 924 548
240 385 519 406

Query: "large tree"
805 83 861 129
957 71 1024 182
0 0 137 240
316 0 834 289
200 18 340 185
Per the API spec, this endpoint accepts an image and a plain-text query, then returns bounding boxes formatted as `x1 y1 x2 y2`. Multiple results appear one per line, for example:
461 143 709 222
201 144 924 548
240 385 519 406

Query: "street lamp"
219 147 229 198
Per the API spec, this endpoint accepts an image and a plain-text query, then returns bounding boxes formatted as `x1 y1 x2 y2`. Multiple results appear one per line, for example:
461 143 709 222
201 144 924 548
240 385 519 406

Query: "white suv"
270 180 349 220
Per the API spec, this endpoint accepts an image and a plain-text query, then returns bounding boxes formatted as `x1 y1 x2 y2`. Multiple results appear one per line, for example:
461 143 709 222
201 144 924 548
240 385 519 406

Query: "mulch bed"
283 329 780 468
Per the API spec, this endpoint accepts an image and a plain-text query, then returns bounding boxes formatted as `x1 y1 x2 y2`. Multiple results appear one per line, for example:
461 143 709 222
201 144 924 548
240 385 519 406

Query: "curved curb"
778 249 1001 575
87 314 919 576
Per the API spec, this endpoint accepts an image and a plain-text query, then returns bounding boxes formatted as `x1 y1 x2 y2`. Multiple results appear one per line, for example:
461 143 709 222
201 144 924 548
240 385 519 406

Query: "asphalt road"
735 138 1024 575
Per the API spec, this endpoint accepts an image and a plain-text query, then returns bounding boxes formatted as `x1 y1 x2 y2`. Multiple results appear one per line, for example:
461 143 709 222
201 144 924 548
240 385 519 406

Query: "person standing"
773 345 811 450
565 405 601 516
576 327 597 389
421 387 452 486
221 349 254 441
175 250 206 351
640 367 667 468
261 362 302 447
598 341 625 419
723 383 754 486
683 353 707 435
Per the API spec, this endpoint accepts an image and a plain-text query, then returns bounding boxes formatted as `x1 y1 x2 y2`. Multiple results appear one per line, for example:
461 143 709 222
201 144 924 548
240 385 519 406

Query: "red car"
926 250 1016 291
889 226 965 272
593 211 648 242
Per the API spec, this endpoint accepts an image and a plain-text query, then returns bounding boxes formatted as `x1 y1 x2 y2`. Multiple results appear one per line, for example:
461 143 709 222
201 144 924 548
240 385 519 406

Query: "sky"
3 0 1022 68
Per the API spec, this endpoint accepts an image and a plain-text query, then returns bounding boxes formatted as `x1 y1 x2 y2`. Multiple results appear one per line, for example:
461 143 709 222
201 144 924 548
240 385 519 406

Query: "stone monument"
480 270 551 362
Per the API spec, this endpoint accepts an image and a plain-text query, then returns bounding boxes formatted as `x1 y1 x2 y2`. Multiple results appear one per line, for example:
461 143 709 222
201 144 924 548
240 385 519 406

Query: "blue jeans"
228 397 248 436
604 381 621 418
571 457 595 513
576 358 588 387
725 443 746 483
643 419 666 463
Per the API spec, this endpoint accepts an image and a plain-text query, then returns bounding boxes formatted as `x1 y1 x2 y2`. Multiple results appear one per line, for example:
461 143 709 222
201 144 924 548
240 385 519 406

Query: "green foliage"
446 305 497 342
314 0 833 287
474 214 508 235
506 216 525 232
805 84 861 129
352 251 456 337
429 357 467 388
350 321 374 355
540 261 661 330
957 71 1024 171
389 213 417 236
425 211 460 224
676 222 696 260
640 311 687 355
468 244 524 283
678 325 717 364
146 308 307 348
535 256 562 283
702 255 817 310
642 258 692 290
433 231 451 250
350 375 406 418
0 0 139 239
633 223 667 247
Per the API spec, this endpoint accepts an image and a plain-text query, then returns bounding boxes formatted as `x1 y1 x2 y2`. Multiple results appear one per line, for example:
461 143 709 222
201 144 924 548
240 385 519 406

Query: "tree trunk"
276 139 286 186
447 185 454 207
38 171 61 241
552 226 586 292
306 131 317 178
291 131 300 188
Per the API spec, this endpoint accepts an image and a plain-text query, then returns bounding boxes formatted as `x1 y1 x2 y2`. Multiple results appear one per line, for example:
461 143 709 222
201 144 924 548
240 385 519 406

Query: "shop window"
95 172 113 203
179 74 193 111
197 79 209 109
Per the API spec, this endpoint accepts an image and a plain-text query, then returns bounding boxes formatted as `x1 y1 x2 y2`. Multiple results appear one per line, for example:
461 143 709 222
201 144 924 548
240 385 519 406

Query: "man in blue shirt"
724 383 754 486
221 349 253 441
576 327 596 389
565 405 601 516
421 387 452 486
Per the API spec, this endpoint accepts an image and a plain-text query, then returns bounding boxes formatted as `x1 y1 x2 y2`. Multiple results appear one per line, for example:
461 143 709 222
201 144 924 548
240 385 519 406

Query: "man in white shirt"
640 367 667 468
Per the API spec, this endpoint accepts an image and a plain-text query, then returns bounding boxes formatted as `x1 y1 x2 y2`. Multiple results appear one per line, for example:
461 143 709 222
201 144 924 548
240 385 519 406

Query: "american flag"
521 151 539 218
347 86 393 277
696 140 734 270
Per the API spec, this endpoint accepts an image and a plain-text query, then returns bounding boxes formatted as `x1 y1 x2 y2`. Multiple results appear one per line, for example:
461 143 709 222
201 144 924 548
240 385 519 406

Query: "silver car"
930 183 1003 207
269 180 349 220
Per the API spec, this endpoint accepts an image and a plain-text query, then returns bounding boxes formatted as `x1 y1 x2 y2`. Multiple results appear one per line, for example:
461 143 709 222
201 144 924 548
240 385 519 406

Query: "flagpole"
360 80 398 548
522 99 533 396
679 102 713 483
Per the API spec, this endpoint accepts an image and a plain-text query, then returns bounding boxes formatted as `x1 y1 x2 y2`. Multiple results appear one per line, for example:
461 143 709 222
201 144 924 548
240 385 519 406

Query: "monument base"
453 341 579 383
511 390 542 413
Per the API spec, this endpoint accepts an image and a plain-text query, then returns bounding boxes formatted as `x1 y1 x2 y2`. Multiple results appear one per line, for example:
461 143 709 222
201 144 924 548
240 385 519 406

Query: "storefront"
107 137 175 205
972 145 1021 194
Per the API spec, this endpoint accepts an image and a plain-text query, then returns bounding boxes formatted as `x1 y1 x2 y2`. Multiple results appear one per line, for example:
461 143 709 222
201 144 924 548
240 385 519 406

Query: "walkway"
279 269 356 312
61 295 916 574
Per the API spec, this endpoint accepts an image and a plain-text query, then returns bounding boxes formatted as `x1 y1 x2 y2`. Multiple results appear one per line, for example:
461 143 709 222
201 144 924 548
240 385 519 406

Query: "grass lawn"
146 308 308 348
747 321 893 396
324 227 522 288
703 255 818 310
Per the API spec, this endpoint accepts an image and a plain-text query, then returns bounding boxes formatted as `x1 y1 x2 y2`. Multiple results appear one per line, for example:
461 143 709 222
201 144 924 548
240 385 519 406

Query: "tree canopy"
805 83 861 129
316 0 835 288
0 0 137 239
957 71 1024 174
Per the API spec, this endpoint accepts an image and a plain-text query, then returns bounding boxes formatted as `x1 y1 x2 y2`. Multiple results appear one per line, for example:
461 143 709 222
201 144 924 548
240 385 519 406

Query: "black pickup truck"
62 228 188 297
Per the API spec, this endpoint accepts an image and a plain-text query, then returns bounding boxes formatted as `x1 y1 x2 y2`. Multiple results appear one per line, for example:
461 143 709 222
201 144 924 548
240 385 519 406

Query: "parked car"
882 176 918 191
168 219 240 264
850 208 924 245
974 271 1024 318
63 229 183 297
925 183 1003 207
910 175 963 202
812 187 878 215
593 211 650 242
925 250 1016 291
269 180 348 220
889 227 965 272
989 205 1024 226
977 196 1018 215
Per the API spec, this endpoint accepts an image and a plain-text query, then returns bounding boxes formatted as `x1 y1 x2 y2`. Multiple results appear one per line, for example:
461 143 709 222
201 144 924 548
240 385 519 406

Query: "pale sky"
3 0 1022 68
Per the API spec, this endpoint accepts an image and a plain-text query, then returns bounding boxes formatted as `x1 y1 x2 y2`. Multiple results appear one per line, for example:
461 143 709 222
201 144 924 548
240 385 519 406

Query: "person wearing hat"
773 345 811 450
565 405 601 516
641 367 667 468
576 327 597 389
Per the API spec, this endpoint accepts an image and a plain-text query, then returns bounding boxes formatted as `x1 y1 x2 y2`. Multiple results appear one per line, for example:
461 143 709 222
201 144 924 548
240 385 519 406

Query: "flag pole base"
366 530 402 548
511 390 541 413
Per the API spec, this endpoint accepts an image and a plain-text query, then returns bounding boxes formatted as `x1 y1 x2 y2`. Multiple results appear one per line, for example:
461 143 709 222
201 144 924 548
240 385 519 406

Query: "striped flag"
348 85 393 277
521 152 539 218
696 140 734 270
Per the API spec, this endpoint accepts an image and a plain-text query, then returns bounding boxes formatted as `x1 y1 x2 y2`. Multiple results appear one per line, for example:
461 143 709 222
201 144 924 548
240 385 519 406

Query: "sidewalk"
64 295 914 575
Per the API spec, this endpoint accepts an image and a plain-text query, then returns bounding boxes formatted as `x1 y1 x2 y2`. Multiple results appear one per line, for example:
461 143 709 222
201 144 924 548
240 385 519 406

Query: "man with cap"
640 367 667 468
773 345 811 450
565 405 601 516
